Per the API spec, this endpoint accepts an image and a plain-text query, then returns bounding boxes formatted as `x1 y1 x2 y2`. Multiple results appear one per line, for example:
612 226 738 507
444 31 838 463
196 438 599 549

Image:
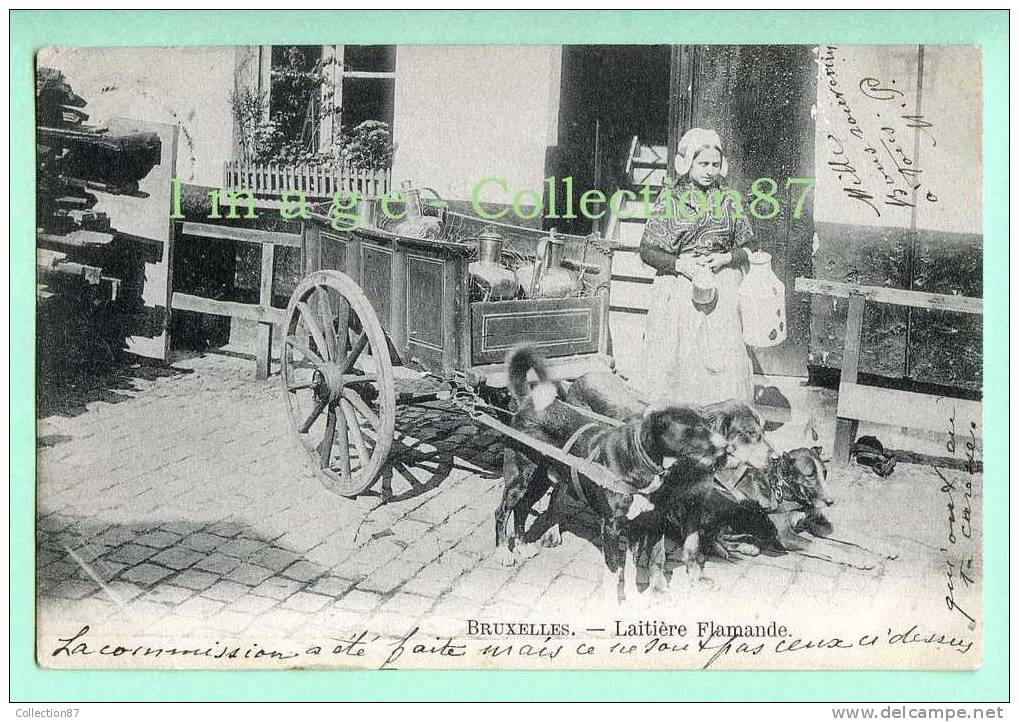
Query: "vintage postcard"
35 40 984 672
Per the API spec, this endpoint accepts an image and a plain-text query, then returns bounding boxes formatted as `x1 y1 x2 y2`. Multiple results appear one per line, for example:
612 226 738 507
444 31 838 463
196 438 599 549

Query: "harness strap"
562 422 601 507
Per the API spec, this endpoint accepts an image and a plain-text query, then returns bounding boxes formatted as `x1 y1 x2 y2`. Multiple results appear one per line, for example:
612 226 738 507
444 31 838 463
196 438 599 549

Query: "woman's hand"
673 255 701 279
703 251 733 272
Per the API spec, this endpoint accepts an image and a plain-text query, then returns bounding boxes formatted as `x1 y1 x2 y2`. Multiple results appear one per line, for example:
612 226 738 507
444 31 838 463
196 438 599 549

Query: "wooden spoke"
288 379 317 392
342 373 377 385
297 300 331 362
334 402 351 478
299 395 328 434
342 388 381 429
315 286 339 361
318 406 337 468
341 399 369 469
285 334 326 367
341 331 369 373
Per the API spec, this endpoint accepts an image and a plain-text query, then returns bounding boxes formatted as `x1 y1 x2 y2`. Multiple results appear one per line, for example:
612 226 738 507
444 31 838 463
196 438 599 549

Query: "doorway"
550 45 671 235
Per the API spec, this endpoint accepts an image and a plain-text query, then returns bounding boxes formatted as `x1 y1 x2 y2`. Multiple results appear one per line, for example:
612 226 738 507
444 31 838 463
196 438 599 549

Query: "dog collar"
631 421 667 478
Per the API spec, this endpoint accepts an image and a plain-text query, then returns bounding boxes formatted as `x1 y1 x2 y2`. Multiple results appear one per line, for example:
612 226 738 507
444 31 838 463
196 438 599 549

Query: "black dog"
494 345 726 600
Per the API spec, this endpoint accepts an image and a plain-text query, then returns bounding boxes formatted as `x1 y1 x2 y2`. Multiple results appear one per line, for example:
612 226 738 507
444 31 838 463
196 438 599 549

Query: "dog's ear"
700 401 732 436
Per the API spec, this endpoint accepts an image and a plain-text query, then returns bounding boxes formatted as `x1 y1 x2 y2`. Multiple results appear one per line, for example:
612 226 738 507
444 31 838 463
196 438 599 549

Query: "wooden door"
674 45 815 377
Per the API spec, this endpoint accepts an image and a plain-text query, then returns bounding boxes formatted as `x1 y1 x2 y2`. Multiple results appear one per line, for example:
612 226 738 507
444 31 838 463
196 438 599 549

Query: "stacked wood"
35 67 160 375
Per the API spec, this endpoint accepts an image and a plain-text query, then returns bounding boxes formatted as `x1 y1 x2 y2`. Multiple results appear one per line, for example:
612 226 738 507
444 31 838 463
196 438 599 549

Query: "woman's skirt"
636 267 753 407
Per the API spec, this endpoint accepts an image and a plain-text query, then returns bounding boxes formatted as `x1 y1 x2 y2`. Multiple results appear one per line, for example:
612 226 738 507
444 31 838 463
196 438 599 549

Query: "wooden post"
834 292 866 463
255 241 276 380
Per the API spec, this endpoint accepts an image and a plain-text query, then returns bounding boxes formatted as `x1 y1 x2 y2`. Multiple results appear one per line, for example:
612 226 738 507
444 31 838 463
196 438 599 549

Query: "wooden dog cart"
283 199 623 497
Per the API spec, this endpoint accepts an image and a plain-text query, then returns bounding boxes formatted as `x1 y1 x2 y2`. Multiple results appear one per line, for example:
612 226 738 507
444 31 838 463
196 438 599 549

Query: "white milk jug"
739 251 787 347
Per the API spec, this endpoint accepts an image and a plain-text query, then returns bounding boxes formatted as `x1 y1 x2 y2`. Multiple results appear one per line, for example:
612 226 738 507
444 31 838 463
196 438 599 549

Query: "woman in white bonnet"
636 128 756 406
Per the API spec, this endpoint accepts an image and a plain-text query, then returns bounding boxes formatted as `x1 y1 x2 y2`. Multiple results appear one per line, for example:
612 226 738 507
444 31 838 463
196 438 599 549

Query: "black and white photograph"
35 42 983 670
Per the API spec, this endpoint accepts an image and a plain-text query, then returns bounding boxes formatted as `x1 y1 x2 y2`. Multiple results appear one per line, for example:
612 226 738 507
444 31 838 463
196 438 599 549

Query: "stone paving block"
175 595 227 619
333 589 383 613
512 557 570 587
379 592 435 618
51 579 101 600
194 552 244 576
280 560 328 584
496 580 545 608
390 518 433 543
226 594 279 616
120 563 175 587
205 520 247 539
249 546 301 574
202 580 252 604
223 562 273 590
39 559 78 582
357 559 426 595
401 563 465 599
437 549 479 576
251 577 303 601
135 530 183 549
126 600 172 625
171 569 220 592
143 585 194 606
306 575 357 599
329 555 379 582
399 533 454 564
281 591 333 614
147 545 206 571
432 519 479 545
159 521 206 537
541 573 598 605
450 566 513 603
218 537 265 559
104 544 158 566
180 532 224 553
103 580 145 603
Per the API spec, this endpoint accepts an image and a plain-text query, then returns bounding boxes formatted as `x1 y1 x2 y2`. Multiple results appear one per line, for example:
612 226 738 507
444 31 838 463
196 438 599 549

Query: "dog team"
494 343 834 602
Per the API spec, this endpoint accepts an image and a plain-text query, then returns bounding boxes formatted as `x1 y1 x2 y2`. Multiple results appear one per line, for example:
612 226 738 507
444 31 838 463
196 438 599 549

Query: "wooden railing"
223 161 391 201
171 221 299 379
795 277 982 463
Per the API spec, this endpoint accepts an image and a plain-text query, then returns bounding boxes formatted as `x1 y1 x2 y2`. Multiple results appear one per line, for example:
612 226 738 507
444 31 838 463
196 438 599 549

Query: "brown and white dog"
494 345 727 600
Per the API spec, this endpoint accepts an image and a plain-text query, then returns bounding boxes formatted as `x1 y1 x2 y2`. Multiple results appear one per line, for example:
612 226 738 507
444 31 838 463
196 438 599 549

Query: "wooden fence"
795 277 983 463
170 221 299 379
223 161 391 202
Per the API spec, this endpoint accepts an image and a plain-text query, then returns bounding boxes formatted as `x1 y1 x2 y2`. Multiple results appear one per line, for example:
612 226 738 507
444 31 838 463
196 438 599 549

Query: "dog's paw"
514 542 540 560
539 526 562 548
494 546 517 567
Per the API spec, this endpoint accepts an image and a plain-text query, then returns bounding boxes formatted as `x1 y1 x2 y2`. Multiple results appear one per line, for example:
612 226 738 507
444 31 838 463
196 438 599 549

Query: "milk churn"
738 251 787 347
392 184 442 239
516 231 581 299
468 228 519 301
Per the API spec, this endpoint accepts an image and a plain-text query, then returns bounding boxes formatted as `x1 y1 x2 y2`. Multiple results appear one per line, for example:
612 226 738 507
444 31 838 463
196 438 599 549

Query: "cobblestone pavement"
36 353 983 667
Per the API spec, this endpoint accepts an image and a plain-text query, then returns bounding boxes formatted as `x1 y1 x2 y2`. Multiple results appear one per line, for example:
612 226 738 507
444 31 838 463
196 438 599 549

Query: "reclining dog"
494 345 726 600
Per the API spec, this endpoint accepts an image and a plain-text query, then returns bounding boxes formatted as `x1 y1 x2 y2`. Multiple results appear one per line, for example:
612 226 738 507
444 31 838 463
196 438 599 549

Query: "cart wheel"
281 270 396 497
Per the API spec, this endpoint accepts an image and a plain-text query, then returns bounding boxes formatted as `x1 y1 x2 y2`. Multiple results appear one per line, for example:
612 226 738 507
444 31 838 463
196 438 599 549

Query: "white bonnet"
673 127 729 178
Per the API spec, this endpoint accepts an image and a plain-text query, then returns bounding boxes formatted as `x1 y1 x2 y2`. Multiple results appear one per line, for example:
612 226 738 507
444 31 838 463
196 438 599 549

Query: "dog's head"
777 446 833 510
700 399 775 470
642 405 727 471
736 466 781 512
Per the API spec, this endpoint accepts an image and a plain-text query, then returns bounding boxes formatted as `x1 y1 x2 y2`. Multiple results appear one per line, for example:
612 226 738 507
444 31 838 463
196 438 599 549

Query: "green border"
11 9 1008 702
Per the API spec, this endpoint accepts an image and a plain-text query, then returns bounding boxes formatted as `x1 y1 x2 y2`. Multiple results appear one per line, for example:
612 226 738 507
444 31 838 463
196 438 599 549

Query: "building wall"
38 46 235 187
390 46 562 206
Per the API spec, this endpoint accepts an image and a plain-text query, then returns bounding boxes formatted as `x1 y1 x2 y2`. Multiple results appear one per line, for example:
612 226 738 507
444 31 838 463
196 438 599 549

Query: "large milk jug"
738 251 787 347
